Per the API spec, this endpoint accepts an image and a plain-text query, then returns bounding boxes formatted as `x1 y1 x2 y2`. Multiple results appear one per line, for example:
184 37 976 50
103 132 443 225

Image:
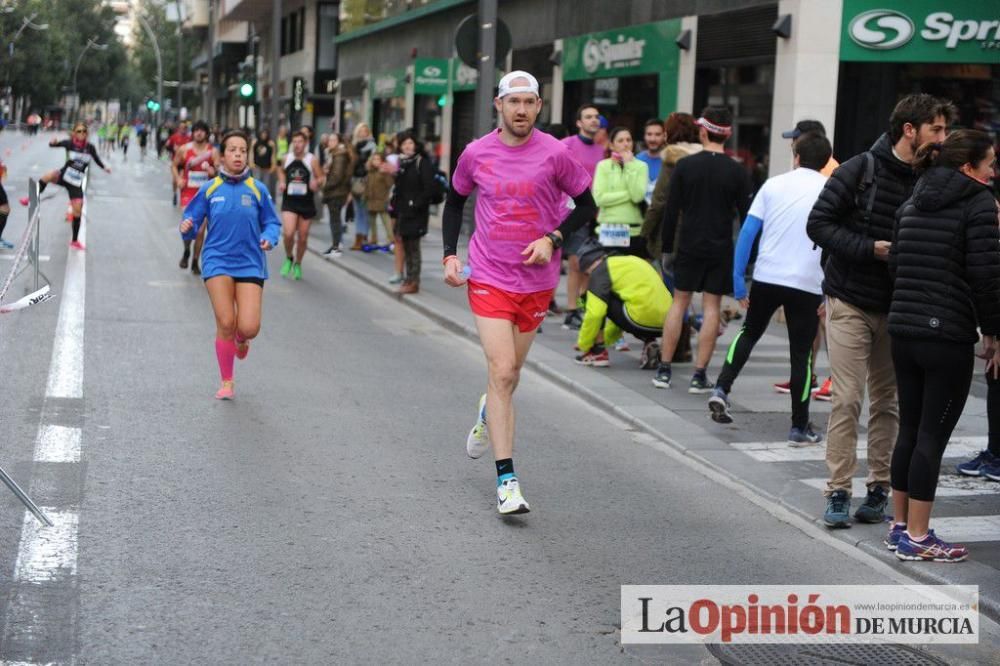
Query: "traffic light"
437 94 448 107
239 62 256 100
146 99 160 112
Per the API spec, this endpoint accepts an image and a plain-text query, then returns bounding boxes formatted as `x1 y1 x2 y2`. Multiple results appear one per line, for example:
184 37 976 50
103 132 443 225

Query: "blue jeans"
353 200 370 235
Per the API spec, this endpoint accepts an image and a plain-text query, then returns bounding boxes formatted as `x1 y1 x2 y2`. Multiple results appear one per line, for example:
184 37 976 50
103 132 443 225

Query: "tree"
129 0 201 114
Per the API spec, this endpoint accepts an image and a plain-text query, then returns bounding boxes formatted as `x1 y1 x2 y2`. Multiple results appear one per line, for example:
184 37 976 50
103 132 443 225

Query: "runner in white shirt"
707 132 833 445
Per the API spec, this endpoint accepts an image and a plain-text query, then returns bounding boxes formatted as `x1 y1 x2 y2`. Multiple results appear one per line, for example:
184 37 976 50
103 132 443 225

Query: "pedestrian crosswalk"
730 436 987 463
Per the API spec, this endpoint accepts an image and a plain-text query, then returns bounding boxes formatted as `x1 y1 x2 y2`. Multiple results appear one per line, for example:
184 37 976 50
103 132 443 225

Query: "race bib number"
645 181 655 205
287 182 308 196
598 223 631 248
63 167 84 187
187 171 208 189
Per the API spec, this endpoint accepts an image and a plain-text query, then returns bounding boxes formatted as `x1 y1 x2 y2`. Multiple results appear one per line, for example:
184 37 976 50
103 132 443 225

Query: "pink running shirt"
451 129 591 294
560 134 605 178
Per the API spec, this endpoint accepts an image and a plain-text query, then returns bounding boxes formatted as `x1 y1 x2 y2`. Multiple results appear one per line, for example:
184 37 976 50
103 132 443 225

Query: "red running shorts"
467 280 552 333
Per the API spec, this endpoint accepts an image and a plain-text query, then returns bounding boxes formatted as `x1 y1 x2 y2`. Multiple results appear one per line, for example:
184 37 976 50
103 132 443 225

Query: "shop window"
694 63 774 175
281 8 306 56
316 3 339 71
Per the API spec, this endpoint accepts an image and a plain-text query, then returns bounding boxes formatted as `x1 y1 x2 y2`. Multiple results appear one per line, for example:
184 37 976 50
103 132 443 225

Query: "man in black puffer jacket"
807 94 955 529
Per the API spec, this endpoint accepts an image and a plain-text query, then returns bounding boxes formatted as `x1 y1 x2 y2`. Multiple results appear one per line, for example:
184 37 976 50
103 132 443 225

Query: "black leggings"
890 337 973 502
987 370 999 457
607 295 660 343
716 281 821 429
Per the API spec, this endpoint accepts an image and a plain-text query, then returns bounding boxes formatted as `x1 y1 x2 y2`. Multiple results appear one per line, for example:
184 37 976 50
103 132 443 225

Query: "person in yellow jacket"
574 239 672 369
592 127 649 257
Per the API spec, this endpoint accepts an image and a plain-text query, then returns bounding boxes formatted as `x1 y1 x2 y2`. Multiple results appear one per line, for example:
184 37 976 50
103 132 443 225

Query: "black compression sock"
71 216 81 242
0 210 7 237
38 181 47 194
496 458 514 480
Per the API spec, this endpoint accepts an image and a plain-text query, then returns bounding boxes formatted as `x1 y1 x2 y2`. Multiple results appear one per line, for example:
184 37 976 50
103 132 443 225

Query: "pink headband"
696 117 733 137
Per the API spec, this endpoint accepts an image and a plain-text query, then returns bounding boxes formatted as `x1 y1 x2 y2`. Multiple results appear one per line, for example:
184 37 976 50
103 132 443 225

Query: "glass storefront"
694 63 774 177
370 68 407 143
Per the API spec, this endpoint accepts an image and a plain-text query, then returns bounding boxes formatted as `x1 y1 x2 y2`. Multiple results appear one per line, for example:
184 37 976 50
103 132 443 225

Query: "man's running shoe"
774 376 818 394
561 310 583 330
708 387 733 424
466 393 489 459
823 490 851 528
788 424 822 447
69 240 85 251
292 263 302 281
613 338 630 352
884 523 906 551
18 196 28 207
982 457 1000 482
179 249 190 269
215 382 235 400
688 374 715 394
497 477 530 515
895 530 968 563
956 450 997 477
813 377 833 401
575 346 609 367
280 257 293 277
191 259 200 275
652 364 671 389
854 485 888 523
0 239 14 249
323 245 342 258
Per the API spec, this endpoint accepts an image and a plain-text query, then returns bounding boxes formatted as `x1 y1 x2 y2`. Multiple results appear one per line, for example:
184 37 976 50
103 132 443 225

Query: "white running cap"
497 70 540 98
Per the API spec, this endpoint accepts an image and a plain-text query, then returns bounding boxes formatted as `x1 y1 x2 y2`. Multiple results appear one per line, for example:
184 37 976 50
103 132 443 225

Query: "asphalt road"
0 132 996 664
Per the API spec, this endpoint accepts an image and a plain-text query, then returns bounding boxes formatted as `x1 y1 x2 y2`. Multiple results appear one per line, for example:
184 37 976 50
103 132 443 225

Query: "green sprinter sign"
563 20 681 81
371 68 406 99
841 0 1000 63
414 58 450 95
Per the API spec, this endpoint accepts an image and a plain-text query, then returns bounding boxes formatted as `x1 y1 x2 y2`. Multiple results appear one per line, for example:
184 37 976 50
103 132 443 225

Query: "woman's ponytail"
913 141 943 173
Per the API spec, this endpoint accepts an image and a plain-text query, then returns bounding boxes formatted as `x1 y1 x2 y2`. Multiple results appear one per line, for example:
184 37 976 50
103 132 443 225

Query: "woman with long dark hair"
390 132 434 294
887 130 1000 562
592 126 649 258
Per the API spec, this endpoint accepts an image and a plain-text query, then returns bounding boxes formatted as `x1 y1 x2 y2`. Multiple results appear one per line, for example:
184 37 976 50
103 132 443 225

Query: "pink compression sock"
215 337 236 381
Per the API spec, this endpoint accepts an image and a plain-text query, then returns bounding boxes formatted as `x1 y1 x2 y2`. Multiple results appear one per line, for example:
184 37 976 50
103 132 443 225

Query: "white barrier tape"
0 284 54 314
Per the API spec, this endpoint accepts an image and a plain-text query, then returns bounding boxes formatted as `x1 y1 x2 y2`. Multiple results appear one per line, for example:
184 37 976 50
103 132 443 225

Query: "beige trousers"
823 297 898 496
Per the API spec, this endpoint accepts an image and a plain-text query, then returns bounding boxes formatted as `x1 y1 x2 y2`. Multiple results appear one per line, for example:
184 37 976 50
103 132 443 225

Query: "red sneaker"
69 240 85 251
574 347 610 367
814 377 833 401
18 197 28 206
774 375 818 394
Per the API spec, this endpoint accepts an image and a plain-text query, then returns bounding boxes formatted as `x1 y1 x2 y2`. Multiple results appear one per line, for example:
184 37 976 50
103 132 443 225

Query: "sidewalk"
304 218 1000 620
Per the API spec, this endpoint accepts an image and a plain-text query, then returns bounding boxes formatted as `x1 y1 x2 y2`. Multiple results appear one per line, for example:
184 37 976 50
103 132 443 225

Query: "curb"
309 241 1000 623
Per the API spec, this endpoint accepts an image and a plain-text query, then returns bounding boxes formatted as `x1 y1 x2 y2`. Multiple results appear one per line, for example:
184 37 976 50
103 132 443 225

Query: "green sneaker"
292 263 302 281
280 257 293 277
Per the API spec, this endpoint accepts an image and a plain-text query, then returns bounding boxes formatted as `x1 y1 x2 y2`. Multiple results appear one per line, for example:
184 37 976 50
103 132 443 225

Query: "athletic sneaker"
823 490 851 528
854 485 889 523
575 346 609 367
215 382 235 400
179 249 190 269
292 263 302 281
69 240 85 251
708 387 733 424
652 364 672 389
639 341 660 370
18 196 28 207
323 245 342 258
388 273 403 284
280 257 293 277
688 374 715 394
813 377 833 401
0 239 14 249
497 477 530 515
983 457 1000 482
884 523 906 551
613 338 630 352
788 424 822 447
466 394 489 459
895 530 968 563
562 310 583 330
956 450 997 477
774 376 818 394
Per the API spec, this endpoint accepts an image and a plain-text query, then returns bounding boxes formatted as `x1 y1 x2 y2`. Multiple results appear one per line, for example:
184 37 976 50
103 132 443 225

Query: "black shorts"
281 199 317 219
57 178 85 201
205 276 265 288
673 252 732 295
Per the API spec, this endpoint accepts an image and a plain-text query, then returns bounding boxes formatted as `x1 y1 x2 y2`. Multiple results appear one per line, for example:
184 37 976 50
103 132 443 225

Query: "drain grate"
707 642 949 666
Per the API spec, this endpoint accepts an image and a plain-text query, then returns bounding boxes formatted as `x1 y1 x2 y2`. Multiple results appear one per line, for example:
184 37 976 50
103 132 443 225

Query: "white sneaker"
323 245 342 258
466 393 489 459
497 477 530 515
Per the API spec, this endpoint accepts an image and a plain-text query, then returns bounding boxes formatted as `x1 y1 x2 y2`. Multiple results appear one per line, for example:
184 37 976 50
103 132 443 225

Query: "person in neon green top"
592 126 649 257
574 239 672 369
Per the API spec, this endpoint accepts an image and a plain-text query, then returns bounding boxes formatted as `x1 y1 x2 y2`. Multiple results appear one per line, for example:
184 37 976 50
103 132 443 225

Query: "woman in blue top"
180 130 281 400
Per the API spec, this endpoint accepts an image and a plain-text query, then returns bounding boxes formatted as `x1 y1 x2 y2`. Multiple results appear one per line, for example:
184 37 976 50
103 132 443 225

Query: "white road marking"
34 425 82 463
731 437 987 463
13 508 79 582
924 516 1000 543
799 475 999 498
44 240 85 399
0 254 50 261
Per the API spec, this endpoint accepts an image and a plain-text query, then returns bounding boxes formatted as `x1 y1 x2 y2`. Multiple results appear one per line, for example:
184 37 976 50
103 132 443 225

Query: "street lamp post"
174 0 183 114
5 13 49 123
135 12 164 129
72 37 109 122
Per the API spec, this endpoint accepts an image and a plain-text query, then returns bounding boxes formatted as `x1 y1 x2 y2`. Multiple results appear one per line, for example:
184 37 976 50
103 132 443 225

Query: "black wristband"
545 232 563 249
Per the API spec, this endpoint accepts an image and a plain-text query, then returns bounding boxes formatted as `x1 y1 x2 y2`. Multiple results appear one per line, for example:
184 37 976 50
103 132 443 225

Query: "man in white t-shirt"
707 132 833 445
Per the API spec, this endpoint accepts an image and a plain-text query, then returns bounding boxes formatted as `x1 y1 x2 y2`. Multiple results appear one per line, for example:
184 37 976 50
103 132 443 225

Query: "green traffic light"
437 94 448 107
240 82 254 98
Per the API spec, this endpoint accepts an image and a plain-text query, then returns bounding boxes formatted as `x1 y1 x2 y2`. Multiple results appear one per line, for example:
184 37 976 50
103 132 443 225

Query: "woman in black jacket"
390 133 435 294
888 130 1000 563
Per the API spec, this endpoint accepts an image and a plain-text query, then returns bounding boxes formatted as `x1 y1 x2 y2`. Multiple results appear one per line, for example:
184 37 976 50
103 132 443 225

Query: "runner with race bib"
19 122 110 251
277 130 323 281
172 120 220 274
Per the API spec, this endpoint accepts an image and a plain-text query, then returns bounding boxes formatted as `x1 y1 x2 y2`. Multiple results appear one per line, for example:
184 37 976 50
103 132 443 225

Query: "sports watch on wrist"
545 232 563 249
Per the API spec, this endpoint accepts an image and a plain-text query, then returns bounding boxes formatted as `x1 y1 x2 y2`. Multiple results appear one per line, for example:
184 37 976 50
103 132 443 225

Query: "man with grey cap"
441 70 597 515
782 120 839 177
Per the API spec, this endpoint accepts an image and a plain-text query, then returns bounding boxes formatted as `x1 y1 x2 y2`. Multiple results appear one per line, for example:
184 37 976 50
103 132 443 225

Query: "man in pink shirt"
559 104 604 330
442 71 596 515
